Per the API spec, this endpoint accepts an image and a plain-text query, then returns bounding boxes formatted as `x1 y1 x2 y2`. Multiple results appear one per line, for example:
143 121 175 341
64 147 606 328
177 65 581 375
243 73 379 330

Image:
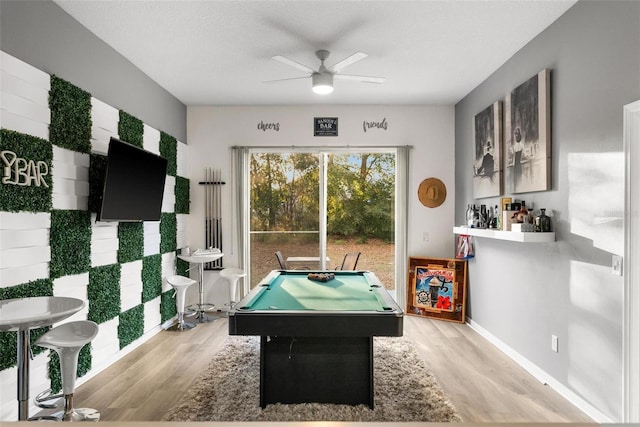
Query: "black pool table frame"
228 270 404 409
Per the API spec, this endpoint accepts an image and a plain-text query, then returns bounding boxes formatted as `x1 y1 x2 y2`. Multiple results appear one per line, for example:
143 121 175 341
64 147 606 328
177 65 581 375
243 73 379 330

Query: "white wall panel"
51 194 88 211
91 217 118 267
90 97 118 132
1 213 51 283
143 297 162 332
90 97 118 156
0 367 18 420
0 212 50 230
0 92 49 125
0 52 50 141
177 141 188 177
0 110 49 140
0 52 50 91
0 263 49 289
52 146 90 211
52 274 90 323
177 214 187 249
1 70 48 105
120 261 142 312
1 246 50 270
52 272 88 292
143 124 160 155
161 176 175 213
161 252 176 293
143 221 161 256
0 229 48 251
91 318 119 368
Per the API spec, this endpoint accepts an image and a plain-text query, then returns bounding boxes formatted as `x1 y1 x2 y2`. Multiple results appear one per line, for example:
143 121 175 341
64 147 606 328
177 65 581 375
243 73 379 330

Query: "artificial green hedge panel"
47 343 91 394
49 75 91 153
118 222 144 264
118 304 144 349
0 279 53 370
118 110 143 148
160 213 177 254
142 254 162 303
176 254 189 277
175 176 190 214
49 210 91 279
0 129 53 212
88 264 121 324
159 132 177 176
88 154 107 214
160 289 177 323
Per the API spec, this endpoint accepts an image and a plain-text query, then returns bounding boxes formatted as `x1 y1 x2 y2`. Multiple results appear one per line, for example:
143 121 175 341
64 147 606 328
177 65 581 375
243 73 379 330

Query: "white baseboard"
466 318 613 423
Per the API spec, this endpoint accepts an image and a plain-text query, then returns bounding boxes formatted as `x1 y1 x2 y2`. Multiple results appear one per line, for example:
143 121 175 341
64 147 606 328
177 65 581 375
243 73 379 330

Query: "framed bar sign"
314 117 338 136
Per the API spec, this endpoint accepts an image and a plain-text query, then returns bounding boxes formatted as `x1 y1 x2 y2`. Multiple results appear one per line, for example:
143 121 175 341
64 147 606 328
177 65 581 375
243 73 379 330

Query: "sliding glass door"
246 148 399 299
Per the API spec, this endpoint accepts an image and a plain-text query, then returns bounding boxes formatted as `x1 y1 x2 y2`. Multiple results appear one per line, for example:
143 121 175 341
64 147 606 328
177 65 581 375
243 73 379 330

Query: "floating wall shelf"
453 227 556 243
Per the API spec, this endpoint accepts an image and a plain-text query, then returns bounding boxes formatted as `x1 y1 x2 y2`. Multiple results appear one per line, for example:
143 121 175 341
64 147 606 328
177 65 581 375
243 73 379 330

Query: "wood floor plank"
66 315 593 422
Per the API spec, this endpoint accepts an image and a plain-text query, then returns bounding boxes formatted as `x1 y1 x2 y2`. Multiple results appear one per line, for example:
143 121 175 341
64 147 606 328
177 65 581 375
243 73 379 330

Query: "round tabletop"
178 252 224 264
0 296 85 332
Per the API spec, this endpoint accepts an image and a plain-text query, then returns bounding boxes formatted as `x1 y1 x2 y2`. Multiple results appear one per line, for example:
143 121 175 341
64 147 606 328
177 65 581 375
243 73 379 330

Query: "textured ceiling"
53 0 577 106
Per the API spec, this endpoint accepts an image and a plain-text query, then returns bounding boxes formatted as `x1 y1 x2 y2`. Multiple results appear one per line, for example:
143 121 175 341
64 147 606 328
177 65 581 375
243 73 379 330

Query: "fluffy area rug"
162 335 462 422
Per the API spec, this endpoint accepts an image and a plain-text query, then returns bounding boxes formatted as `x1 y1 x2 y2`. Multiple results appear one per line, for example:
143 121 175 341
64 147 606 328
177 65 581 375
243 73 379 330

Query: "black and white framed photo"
504 69 551 194
473 100 502 198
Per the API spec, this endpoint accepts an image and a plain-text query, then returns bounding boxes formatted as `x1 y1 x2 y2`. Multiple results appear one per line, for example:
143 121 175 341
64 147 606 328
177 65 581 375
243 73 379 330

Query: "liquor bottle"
535 208 552 232
516 201 529 223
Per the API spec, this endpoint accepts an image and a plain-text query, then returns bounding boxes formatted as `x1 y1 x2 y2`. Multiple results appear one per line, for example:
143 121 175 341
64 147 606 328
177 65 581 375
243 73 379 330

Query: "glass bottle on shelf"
535 208 552 232
516 201 529 223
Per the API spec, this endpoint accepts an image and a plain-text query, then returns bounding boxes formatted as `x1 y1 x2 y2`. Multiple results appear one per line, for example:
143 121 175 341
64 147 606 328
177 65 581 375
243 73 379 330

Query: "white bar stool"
33 320 100 422
167 275 198 330
220 268 247 309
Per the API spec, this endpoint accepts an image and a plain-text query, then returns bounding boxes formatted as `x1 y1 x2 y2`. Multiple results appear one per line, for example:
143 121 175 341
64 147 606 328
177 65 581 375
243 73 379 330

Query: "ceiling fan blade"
272 55 315 73
263 76 310 84
328 52 368 73
334 74 385 84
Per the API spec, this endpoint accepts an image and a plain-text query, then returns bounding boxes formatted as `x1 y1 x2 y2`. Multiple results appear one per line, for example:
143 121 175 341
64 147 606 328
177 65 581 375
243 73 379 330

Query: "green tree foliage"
250 152 394 241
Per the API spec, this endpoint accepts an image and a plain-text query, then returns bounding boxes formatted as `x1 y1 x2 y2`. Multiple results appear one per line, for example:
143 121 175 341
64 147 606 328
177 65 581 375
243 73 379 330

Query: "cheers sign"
1 150 49 187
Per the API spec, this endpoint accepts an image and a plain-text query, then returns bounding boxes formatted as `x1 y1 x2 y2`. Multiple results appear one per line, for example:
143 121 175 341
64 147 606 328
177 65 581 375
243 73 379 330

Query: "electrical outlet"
612 255 623 276
423 232 429 242
551 335 559 353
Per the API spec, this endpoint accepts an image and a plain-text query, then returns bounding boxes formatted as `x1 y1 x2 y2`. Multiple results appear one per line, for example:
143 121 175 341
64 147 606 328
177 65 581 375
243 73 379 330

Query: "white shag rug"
162 335 462 422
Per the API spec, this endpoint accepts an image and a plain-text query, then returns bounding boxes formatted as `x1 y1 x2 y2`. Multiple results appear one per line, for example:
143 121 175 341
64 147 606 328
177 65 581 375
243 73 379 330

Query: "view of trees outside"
249 151 396 289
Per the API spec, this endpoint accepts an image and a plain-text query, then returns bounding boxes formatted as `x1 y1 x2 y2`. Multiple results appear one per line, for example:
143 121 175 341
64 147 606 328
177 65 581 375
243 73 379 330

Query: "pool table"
228 270 404 409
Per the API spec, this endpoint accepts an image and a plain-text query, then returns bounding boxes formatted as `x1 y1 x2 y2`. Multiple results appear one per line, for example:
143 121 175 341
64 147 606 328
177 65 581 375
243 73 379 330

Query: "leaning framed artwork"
504 69 551 194
473 100 502 198
406 257 467 323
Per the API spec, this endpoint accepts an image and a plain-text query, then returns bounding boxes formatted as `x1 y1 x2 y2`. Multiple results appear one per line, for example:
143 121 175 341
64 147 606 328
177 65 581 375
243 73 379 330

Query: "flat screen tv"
98 137 168 221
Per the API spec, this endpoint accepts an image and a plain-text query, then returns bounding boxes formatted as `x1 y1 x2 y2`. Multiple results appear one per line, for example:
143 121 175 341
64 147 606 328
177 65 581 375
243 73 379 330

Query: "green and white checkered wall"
0 51 190 421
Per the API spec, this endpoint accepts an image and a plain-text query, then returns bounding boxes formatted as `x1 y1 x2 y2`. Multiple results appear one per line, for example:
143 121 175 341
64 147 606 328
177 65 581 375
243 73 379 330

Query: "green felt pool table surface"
241 270 390 311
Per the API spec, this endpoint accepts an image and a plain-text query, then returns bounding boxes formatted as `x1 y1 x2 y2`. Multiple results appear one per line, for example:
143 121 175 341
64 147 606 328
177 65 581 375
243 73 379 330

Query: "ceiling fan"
266 50 385 94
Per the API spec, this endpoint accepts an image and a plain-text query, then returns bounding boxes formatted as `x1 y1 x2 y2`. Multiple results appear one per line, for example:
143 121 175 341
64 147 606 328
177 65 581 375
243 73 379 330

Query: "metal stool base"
186 303 217 323
56 408 100 422
176 321 196 330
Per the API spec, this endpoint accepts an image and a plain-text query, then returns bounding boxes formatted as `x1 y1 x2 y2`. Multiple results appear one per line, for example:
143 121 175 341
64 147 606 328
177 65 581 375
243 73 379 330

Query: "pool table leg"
259 335 374 409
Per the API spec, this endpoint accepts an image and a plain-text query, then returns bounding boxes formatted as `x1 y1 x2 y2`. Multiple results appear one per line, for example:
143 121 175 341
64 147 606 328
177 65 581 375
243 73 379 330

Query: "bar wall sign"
314 117 338 136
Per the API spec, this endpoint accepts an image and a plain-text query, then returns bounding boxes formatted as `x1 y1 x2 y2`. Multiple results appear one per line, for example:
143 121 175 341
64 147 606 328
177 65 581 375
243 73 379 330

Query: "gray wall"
455 1 640 422
0 0 187 142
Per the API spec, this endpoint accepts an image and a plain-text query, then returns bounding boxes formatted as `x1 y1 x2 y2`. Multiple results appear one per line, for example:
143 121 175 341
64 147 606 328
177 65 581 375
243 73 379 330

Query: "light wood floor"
68 315 593 423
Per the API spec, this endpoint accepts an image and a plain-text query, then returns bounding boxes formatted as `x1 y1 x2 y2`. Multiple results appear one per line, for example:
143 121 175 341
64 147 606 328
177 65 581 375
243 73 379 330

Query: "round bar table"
178 251 223 323
0 296 85 420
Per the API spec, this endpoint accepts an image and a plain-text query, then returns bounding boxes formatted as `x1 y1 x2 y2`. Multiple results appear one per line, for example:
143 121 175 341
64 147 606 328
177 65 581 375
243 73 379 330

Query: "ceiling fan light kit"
269 50 385 95
312 72 334 94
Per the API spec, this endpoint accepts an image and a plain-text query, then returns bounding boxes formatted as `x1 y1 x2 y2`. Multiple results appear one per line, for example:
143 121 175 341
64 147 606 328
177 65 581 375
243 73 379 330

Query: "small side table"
0 296 85 421
178 251 224 323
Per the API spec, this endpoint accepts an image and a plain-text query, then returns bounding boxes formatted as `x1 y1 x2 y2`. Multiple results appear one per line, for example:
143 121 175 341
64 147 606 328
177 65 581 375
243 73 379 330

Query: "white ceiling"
53 0 577 106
